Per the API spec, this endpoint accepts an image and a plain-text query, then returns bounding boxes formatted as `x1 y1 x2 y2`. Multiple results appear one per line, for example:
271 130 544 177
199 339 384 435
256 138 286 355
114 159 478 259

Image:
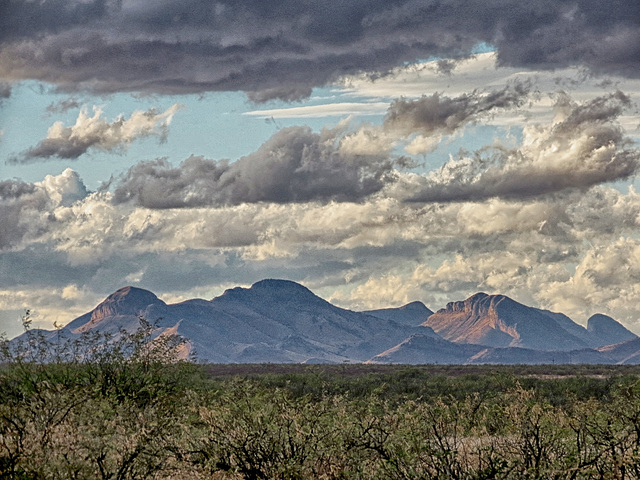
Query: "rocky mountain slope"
11 280 640 364
597 338 640 364
422 293 635 351
33 280 429 363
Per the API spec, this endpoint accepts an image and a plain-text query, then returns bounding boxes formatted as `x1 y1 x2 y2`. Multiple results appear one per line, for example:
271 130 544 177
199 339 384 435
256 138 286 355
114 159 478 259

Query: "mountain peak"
252 279 313 294
587 313 637 345
107 286 159 302
468 292 490 302
400 301 431 311
588 313 620 330
89 286 164 322
220 279 318 301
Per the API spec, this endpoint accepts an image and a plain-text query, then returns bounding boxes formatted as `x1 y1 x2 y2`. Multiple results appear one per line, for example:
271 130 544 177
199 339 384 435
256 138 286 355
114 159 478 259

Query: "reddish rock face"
423 293 592 351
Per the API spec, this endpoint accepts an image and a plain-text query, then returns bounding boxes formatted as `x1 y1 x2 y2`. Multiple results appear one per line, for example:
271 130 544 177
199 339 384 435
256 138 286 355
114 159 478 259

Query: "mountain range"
14 279 640 364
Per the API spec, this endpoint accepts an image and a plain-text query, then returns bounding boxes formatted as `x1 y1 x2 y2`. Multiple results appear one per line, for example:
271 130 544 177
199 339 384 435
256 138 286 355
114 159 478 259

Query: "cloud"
329 185 640 314
406 91 639 202
377 81 534 154
46 97 82 114
493 0 640 79
7 165 640 331
38 168 89 207
0 179 36 200
567 185 640 238
245 102 390 119
10 104 182 163
1 1 639 101
0 281 104 335
330 250 543 311
110 124 396 208
242 83 534 179
0 83 10 101
0 179 49 251
0 169 90 250
383 81 533 137
538 238 640 327
338 52 640 135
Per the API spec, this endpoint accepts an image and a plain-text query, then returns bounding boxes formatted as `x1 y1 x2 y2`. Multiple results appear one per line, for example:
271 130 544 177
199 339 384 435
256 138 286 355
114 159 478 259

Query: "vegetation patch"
3 317 640 479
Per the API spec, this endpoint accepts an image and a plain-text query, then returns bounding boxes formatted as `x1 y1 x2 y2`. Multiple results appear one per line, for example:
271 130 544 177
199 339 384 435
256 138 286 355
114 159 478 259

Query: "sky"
2 0 640 338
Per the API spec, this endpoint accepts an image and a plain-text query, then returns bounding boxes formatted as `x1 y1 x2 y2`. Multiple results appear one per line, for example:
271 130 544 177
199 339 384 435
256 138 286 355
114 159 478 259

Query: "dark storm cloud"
494 0 640 78
0 0 109 42
407 91 640 203
111 126 395 208
0 1 638 101
384 82 533 136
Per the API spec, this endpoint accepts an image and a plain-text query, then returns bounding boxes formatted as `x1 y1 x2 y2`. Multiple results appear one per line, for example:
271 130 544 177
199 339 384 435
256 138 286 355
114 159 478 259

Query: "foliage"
4 316 640 478
0 312 200 479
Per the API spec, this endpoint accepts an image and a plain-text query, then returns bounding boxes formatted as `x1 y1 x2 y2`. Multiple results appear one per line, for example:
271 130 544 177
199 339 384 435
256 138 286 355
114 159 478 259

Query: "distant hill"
369 334 484 364
362 301 433 327
10 281 640 364
466 347 612 365
597 338 640 364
